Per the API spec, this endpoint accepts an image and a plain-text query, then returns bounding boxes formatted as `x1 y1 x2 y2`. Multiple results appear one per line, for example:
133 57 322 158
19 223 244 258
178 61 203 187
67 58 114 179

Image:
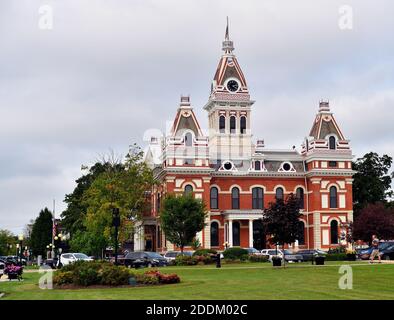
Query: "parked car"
109 255 125 264
124 251 168 268
0 260 5 278
296 249 327 261
282 250 304 263
3 257 21 266
244 248 264 256
59 253 93 267
357 241 394 260
379 244 394 260
163 251 193 262
261 249 283 262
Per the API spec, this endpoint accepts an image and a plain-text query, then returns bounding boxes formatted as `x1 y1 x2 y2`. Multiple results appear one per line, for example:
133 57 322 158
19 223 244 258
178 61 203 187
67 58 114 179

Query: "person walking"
369 235 381 264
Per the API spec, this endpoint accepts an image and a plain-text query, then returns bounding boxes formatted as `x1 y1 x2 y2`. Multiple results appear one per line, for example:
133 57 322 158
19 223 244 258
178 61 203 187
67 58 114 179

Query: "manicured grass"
1 262 394 300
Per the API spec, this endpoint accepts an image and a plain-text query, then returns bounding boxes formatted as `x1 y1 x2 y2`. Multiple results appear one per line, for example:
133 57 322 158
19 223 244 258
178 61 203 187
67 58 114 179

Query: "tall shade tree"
75 146 154 256
352 152 393 217
353 203 394 243
0 229 15 256
160 194 207 253
30 208 53 257
262 194 302 266
61 162 122 235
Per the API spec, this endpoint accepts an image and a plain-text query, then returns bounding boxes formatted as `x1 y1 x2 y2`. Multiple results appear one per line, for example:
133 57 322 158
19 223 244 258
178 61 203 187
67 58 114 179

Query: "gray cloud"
1 0 393 233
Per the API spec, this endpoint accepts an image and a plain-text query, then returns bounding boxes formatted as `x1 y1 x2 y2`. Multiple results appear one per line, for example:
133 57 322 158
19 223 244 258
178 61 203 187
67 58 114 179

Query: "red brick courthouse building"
139 26 355 252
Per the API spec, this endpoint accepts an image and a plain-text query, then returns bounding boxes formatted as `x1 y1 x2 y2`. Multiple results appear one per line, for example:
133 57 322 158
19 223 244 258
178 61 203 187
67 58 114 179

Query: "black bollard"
216 253 221 268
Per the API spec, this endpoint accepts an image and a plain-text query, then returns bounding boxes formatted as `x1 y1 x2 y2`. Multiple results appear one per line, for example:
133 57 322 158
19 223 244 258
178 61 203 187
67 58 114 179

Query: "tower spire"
225 16 229 40
222 17 234 54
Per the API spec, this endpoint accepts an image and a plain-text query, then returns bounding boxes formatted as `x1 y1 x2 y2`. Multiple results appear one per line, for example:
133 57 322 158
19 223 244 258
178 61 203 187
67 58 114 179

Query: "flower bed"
53 261 180 288
4 265 23 281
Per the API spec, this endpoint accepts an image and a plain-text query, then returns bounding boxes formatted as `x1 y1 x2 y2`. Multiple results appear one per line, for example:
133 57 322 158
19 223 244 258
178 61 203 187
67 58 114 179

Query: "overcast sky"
1 0 393 234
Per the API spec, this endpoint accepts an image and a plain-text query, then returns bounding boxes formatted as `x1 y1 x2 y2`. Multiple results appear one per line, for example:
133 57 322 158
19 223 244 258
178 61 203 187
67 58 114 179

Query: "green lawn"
1 262 394 300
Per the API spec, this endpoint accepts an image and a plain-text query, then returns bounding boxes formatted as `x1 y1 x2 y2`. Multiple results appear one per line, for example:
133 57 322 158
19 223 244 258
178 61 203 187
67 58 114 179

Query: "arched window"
210 222 219 247
240 116 246 134
252 187 264 209
231 187 240 209
298 221 305 245
232 221 240 246
254 161 261 171
210 187 219 209
330 220 338 244
219 116 226 133
275 187 284 200
230 116 236 134
329 136 336 150
184 184 193 196
185 132 193 146
329 186 337 208
296 187 304 209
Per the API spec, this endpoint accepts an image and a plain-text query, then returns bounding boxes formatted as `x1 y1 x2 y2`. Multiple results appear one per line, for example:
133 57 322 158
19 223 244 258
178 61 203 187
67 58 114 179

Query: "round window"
282 163 291 171
223 162 233 170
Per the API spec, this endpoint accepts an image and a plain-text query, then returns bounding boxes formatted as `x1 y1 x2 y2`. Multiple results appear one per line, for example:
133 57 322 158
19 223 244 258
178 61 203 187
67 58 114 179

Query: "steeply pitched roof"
309 102 345 140
170 96 203 137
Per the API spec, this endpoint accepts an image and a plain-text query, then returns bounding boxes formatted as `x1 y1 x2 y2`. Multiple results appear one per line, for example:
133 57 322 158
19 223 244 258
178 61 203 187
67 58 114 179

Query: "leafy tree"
160 194 207 253
80 146 154 255
353 152 393 217
262 194 302 266
0 229 16 256
353 203 394 243
61 162 120 235
30 208 53 257
69 230 107 257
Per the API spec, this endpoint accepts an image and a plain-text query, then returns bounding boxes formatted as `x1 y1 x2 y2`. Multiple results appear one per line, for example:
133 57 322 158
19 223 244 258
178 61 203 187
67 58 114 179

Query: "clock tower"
203 19 254 164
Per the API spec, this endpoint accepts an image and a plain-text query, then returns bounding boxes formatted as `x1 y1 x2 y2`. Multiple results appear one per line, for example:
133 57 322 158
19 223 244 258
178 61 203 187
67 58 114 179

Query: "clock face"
227 80 239 92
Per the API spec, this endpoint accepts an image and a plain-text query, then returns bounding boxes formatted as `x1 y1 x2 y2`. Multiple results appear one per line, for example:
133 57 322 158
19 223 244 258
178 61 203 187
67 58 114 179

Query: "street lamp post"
112 208 120 266
18 234 24 264
54 233 64 267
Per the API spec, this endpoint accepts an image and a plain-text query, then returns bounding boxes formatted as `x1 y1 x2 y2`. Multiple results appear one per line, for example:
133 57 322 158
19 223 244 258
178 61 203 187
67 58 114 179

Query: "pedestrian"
369 234 381 264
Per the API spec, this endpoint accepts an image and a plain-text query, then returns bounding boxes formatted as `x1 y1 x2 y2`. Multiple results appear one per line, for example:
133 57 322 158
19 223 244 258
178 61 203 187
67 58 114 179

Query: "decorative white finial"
319 100 330 112
222 17 234 54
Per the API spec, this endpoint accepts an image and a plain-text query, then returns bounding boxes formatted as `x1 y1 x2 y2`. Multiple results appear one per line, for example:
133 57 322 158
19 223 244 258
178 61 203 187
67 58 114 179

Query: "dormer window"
185 132 193 146
223 161 233 170
279 162 295 172
255 161 261 171
329 136 336 150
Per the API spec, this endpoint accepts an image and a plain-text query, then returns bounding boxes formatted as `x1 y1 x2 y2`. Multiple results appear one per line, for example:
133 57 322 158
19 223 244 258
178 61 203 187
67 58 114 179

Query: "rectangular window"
329 161 337 167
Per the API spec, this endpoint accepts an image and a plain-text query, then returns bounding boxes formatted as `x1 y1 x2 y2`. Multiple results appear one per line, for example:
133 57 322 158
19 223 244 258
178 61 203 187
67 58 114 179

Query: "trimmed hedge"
53 261 180 287
249 255 269 263
193 249 217 256
174 255 198 266
223 247 249 261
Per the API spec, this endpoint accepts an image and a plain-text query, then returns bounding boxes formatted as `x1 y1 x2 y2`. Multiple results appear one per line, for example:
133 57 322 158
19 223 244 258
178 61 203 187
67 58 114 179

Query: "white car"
261 249 283 262
59 253 93 266
163 251 193 262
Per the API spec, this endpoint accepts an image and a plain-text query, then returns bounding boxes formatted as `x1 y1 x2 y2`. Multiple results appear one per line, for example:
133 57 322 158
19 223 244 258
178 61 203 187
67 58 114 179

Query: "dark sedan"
297 249 327 261
123 251 168 268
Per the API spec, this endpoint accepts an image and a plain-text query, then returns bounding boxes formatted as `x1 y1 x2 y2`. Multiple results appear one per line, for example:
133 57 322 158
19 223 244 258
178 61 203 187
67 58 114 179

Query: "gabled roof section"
170 96 203 137
213 55 248 88
309 102 345 140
